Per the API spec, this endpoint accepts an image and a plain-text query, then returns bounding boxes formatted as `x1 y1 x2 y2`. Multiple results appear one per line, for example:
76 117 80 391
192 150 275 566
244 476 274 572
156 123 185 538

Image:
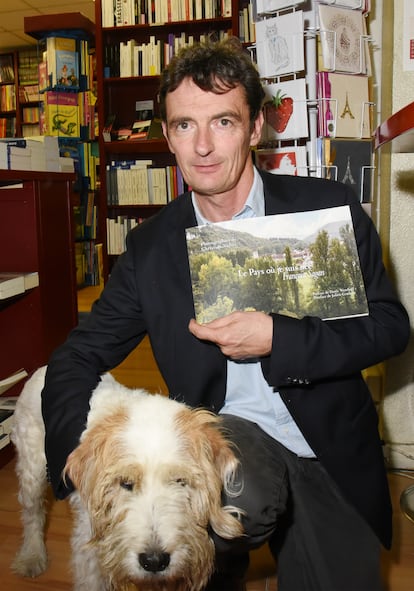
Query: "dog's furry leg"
70 493 111 591
11 367 49 577
11 414 48 576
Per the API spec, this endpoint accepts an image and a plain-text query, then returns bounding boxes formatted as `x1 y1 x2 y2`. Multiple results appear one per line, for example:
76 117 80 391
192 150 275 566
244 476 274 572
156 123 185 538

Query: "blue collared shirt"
191 168 315 457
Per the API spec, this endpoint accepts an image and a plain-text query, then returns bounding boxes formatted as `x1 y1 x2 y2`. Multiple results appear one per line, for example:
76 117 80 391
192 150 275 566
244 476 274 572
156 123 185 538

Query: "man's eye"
219 118 231 127
177 121 189 130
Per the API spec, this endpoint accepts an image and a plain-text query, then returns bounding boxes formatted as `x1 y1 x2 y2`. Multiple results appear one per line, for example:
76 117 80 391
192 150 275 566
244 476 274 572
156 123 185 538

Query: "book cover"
46 36 77 88
255 146 308 176
185 206 368 323
262 78 308 141
55 49 79 88
318 5 370 74
323 138 373 203
317 71 371 138
255 11 304 78
43 91 80 138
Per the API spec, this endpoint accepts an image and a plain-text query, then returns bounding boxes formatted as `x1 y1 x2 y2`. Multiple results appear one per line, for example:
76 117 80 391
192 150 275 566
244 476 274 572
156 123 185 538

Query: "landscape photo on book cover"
186 205 368 323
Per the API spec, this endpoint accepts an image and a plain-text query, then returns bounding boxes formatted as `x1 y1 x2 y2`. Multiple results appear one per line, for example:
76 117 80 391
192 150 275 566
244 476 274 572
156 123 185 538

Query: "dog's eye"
174 477 188 487
120 479 134 491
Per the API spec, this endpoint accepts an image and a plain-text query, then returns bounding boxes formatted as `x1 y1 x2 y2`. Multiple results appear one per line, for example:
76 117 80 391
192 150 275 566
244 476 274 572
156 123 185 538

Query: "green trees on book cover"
186 205 368 323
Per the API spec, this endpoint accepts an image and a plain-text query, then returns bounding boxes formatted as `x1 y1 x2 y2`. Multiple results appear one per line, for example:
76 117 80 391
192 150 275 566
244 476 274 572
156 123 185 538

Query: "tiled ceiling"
0 0 96 50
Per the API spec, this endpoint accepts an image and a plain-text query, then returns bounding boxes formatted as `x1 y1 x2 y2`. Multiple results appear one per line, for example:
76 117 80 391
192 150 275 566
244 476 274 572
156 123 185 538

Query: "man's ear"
250 111 264 147
162 121 175 154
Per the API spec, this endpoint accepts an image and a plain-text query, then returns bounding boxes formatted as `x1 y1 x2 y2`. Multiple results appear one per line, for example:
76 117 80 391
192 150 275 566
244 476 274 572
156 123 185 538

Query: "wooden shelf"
374 101 414 152
24 12 95 40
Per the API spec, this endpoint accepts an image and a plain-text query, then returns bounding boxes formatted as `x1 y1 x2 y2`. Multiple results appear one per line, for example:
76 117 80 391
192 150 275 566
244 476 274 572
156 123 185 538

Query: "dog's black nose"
139 551 170 572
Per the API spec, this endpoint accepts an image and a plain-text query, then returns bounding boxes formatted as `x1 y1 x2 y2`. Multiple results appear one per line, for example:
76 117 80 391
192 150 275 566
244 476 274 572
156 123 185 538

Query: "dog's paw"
11 544 48 578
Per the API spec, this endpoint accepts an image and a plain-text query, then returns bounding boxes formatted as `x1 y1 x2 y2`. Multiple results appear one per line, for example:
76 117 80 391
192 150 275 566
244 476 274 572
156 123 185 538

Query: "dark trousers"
212 415 383 591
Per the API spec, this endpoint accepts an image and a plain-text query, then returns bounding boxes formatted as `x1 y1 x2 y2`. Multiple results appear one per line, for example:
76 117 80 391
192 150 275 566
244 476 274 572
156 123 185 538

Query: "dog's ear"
179 409 244 540
64 409 128 497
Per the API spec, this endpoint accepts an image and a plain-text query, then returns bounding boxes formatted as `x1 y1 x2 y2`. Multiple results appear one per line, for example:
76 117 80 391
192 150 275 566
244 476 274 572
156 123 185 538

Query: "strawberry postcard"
262 78 309 142
255 11 304 78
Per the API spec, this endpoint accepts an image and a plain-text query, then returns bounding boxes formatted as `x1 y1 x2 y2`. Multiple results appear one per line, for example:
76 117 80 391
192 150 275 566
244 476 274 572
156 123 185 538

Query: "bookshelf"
24 13 101 288
0 51 19 138
94 0 241 277
17 48 42 138
0 170 78 463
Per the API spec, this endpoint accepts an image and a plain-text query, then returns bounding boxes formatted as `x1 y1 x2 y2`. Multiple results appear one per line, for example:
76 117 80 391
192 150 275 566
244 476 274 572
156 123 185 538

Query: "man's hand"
188 311 273 360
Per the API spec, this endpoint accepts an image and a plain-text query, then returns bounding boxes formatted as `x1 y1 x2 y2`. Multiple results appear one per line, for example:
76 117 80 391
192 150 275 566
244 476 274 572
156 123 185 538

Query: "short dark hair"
159 38 265 125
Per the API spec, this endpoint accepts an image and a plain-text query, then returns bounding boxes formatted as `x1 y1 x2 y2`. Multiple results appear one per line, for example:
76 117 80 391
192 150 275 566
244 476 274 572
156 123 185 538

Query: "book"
42 91 80 138
185 206 368 323
317 71 371 138
262 78 309 141
255 11 304 78
0 272 39 300
45 36 78 89
255 146 308 177
55 48 79 88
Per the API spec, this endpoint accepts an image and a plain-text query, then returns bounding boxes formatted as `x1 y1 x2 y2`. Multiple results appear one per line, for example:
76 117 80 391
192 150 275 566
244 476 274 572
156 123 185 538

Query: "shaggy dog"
11 367 244 591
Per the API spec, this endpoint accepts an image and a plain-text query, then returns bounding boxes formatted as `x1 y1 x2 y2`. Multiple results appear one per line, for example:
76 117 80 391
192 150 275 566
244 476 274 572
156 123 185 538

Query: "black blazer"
42 171 409 548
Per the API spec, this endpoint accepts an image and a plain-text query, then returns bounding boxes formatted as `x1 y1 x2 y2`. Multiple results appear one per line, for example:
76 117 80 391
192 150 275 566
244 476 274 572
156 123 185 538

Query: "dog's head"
64 391 243 590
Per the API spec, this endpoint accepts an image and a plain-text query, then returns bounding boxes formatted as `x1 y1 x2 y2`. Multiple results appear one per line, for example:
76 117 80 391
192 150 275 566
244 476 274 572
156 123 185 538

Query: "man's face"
162 78 263 199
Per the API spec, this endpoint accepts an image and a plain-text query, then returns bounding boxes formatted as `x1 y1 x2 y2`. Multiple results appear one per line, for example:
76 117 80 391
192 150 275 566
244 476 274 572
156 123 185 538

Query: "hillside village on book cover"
186 206 368 323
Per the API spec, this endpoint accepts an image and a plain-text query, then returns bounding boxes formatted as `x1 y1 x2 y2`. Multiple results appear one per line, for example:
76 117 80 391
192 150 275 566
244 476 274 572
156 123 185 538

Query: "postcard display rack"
252 0 374 205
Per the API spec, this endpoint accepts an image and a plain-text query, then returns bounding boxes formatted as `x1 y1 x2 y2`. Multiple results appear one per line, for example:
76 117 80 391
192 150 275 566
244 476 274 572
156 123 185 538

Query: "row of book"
0 117 16 138
75 241 104 287
0 84 16 112
38 36 95 93
0 54 14 84
17 48 40 86
19 83 40 104
102 0 232 27
106 216 143 256
106 160 186 206
107 29 229 78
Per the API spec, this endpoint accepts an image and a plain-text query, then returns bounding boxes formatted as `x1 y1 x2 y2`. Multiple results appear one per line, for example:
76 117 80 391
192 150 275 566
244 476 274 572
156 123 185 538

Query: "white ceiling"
0 0 95 50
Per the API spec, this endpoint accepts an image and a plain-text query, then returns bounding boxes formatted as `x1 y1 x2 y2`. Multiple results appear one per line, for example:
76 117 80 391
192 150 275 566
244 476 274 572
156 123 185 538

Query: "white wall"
380 0 414 469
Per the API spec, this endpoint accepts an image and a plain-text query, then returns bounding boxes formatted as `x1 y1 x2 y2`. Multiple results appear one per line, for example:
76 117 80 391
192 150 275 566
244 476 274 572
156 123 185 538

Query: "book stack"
25 135 60 171
0 138 27 170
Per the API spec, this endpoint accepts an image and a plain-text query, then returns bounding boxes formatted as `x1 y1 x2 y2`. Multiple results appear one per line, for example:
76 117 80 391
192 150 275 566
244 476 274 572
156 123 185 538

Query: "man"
42 39 410 591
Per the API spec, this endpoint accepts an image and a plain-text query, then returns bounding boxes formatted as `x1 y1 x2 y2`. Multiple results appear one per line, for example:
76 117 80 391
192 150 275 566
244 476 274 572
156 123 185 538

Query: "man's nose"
194 126 214 155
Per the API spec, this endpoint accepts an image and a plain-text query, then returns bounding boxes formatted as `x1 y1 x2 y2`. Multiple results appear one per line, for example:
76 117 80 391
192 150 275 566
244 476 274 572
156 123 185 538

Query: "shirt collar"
192 167 265 226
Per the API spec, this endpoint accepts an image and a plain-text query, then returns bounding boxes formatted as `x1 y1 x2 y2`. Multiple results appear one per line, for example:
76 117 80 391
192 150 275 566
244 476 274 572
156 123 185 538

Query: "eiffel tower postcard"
317 71 372 139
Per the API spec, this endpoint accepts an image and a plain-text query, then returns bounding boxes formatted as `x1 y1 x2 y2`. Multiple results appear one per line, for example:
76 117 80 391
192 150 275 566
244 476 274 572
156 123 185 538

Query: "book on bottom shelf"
186 206 368 323
0 272 39 300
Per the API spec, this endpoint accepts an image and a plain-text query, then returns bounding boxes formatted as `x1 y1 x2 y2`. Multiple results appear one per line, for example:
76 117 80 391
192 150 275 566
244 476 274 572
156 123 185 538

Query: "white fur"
11 367 244 591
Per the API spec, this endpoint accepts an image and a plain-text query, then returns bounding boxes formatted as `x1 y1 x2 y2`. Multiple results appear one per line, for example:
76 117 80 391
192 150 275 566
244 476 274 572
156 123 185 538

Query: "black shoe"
203 573 247 591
